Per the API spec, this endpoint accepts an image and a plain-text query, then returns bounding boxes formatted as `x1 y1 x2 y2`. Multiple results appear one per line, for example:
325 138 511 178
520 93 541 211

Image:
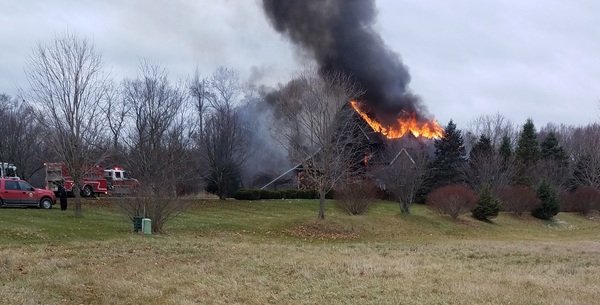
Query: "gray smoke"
237 93 293 188
262 0 429 123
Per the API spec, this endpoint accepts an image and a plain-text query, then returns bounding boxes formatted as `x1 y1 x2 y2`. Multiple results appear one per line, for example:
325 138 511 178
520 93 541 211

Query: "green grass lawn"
1 199 600 304
3 198 599 245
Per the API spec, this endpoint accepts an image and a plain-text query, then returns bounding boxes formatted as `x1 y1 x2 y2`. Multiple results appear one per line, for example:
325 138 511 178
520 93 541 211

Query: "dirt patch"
284 221 360 240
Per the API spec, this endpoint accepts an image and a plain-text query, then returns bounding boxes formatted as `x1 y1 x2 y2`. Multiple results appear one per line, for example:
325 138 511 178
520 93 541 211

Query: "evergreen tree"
429 120 467 188
540 132 567 164
514 119 540 186
499 134 512 160
470 135 493 158
515 119 540 167
532 179 560 220
539 131 570 189
472 185 501 221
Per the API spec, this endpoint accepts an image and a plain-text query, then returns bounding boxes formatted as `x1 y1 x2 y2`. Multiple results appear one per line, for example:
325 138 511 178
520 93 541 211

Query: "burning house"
257 0 446 190
259 101 440 191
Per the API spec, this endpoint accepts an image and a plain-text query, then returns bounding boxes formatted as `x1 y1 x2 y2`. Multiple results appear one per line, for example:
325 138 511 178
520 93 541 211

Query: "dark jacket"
59 185 68 205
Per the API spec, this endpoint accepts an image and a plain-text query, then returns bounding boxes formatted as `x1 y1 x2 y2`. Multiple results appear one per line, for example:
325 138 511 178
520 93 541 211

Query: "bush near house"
561 187 600 215
498 186 540 215
234 189 333 200
333 180 377 215
427 185 477 219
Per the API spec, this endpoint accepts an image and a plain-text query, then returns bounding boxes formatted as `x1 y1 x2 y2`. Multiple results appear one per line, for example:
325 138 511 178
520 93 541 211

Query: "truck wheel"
40 198 53 209
81 185 93 197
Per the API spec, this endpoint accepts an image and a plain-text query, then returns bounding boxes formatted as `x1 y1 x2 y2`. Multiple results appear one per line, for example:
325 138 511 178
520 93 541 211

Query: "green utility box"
142 218 152 235
133 216 143 232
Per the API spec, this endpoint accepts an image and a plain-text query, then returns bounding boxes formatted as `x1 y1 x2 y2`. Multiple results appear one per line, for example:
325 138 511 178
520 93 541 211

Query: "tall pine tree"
539 131 570 189
470 135 493 159
515 119 540 167
499 134 512 161
514 119 540 186
430 120 467 188
540 132 567 164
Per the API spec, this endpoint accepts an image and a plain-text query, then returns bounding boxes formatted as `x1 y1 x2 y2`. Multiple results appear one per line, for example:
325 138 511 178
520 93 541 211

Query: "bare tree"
376 140 429 214
569 124 600 188
466 113 517 148
198 67 250 199
273 68 366 220
120 61 193 233
463 152 519 195
24 33 110 216
201 109 249 198
100 84 130 155
0 94 46 180
189 67 207 138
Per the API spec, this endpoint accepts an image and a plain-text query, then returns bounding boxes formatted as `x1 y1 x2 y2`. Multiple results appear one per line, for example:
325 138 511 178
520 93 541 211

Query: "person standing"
58 183 68 210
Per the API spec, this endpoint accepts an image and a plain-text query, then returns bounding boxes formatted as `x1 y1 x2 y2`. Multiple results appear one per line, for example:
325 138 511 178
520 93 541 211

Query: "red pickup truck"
0 178 56 209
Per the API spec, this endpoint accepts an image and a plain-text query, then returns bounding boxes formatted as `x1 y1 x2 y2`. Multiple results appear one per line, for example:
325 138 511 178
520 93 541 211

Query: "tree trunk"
400 194 412 214
400 202 411 214
318 192 325 220
218 173 227 200
218 180 226 200
74 186 82 217
152 218 160 233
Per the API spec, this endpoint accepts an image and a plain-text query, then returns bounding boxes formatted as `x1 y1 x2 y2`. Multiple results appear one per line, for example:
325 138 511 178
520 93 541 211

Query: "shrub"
234 188 328 200
258 189 283 199
562 187 600 215
532 180 560 220
427 185 477 219
472 186 501 221
325 190 335 199
297 189 319 199
498 186 540 215
233 189 260 200
333 180 376 215
268 190 283 199
282 189 297 199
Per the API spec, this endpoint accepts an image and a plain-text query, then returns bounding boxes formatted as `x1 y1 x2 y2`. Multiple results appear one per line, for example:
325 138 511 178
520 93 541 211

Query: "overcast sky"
1 0 599 129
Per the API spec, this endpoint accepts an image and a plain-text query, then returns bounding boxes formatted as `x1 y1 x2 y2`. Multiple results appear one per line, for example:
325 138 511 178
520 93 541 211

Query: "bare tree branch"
375 140 429 214
273 67 366 219
24 32 110 216
466 113 517 149
197 67 250 199
120 60 193 233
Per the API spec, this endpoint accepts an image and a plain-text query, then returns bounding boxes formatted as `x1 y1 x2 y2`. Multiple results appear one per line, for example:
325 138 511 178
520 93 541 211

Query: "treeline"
2 32 599 227
0 34 259 200
378 116 600 221
0 33 264 231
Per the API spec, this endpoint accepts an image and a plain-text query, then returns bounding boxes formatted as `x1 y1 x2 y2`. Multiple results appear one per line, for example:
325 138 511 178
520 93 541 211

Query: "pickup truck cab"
0 178 56 209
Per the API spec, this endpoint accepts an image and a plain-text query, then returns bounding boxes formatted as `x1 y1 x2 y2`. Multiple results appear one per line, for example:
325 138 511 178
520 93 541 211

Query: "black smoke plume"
262 0 430 124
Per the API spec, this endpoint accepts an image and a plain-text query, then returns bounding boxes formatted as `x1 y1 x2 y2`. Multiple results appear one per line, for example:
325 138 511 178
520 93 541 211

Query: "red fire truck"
44 163 139 197
103 166 140 196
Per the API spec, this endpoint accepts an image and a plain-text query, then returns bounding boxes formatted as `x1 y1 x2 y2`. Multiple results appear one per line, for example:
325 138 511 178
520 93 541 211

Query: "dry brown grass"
2 200 600 304
2 236 600 305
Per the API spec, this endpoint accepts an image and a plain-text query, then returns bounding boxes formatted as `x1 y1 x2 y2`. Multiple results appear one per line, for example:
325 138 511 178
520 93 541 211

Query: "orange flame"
350 100 444 139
